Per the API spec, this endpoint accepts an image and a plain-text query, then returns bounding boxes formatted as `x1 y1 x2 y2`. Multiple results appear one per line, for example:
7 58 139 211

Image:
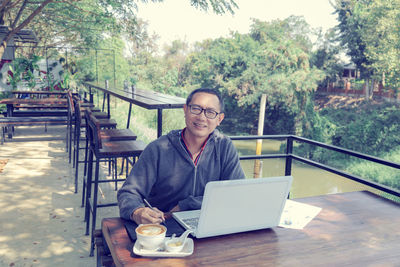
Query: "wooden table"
0 98 67 138
0 98 67 115
11 90 70 98
101 191 400 266
84 82 185 137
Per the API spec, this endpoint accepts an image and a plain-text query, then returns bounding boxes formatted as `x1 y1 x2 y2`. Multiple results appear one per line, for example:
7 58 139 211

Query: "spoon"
176 229 192 245
165 230 193 252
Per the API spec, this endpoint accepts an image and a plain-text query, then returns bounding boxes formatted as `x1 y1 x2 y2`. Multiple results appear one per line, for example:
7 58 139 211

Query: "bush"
326 103 400 157
346 148 400 190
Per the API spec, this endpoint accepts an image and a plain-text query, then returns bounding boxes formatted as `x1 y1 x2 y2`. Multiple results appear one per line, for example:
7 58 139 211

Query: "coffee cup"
135 224 167 250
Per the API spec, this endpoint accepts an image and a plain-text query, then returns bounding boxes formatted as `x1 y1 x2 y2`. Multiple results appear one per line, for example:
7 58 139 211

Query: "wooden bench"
0 116 68 144
94 229 113 267
14 104 68 109
2 110 68 117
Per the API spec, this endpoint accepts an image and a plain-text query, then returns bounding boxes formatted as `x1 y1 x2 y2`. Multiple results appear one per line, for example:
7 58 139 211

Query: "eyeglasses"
188 104 222 119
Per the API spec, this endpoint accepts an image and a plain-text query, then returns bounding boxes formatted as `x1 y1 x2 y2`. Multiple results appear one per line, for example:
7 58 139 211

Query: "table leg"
157 108 162 138
107 93 110 119
6 104 13 139
126 103 132 129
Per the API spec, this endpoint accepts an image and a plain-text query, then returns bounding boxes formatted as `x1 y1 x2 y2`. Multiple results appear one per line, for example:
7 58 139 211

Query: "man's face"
183 92 224 139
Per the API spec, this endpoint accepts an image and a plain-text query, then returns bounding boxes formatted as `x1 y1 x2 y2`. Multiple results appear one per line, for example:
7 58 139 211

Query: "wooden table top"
84 82 185 110
101 191 400 267
10 90 69 95
0 98 67 105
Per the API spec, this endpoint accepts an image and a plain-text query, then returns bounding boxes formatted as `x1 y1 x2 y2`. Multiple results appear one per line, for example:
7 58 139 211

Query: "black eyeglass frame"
188 104 223 119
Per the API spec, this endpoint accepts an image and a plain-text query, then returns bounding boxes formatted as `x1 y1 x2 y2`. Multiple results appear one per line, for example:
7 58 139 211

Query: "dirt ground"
314 93 385 110
0 126 120 267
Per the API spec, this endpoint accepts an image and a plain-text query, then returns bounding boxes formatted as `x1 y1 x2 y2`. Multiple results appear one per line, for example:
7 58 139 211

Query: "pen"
143 198 166 224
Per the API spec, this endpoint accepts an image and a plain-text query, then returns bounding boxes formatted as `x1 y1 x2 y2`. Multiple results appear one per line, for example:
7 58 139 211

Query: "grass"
345 148 400 191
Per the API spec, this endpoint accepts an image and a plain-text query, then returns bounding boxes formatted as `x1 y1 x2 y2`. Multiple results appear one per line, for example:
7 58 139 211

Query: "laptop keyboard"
182 217 199 230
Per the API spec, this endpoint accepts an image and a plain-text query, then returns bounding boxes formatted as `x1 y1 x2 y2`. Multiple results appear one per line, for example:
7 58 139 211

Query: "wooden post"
254 94 267 178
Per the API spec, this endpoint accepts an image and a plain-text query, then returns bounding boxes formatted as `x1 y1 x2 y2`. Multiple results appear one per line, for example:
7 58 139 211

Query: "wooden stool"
84 111 146 256
80 110 138 208
73 101 117 193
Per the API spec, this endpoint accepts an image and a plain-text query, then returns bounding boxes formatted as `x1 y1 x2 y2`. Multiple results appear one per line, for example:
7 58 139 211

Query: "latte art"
136 224 166 236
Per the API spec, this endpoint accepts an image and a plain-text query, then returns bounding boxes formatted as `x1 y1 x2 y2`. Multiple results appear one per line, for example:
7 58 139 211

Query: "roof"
0 25 38 43
341 62 357 70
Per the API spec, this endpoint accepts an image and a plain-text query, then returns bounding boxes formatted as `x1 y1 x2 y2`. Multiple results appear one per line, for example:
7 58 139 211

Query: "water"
233 140 371 199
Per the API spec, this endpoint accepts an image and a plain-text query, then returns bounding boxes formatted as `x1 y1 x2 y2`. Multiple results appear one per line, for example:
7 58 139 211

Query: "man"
117 88 245 224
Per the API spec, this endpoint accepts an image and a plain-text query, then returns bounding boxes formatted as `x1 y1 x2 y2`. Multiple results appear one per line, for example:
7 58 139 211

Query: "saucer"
133 237 194 257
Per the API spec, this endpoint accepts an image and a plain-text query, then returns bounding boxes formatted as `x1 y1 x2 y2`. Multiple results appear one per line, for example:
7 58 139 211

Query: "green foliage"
74 53 98 83
334 0 400 89
189 0 238 14
292 95 337 161
250 16 313 52
98 37 131 85
1 0 239 61
322 102 400 157
181 17 325 136
334 0 372 78
97 95 185 144
152 69 181 96
356 0 400 90
0 91 12 113
310 29 344 88
346 147 400 190
7 55 42 90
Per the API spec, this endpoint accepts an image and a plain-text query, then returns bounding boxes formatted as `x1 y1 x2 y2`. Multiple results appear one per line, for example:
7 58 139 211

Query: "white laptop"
172 176 293 238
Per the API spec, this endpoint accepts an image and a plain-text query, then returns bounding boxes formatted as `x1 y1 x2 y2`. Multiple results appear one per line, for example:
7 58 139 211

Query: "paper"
279 199 322 229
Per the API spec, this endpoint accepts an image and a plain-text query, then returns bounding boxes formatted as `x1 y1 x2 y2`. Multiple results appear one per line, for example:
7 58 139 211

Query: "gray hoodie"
117 129 246 221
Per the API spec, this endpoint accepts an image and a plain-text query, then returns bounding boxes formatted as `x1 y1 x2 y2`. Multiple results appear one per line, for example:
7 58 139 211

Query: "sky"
136 0 339 47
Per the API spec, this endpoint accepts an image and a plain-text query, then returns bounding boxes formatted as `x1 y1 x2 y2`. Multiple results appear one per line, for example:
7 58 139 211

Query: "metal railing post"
126 84 135 129
285 136 293 176
103 80 108 113
95 49 98 83
89 86 93 104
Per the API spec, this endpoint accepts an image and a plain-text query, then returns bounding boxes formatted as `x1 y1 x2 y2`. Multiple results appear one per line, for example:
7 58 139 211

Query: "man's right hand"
131 207 165 225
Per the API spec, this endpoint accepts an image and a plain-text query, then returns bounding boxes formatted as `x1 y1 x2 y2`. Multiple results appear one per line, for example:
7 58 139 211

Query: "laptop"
172 176 293 238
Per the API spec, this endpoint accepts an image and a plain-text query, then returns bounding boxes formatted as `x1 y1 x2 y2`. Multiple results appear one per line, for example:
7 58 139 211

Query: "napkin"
278 199 322 229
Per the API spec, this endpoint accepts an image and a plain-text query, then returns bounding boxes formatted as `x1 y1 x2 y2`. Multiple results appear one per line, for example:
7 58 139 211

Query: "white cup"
135 224 167 250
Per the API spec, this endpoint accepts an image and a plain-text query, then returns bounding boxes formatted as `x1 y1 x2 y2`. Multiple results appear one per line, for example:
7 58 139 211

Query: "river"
233 139 372 199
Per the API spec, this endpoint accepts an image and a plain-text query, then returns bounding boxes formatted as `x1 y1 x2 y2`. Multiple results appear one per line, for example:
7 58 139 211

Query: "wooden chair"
72 94 109 119
80 109 138 207
72 94 100 111
67 91 107 164
73 101 117 193
66 91 75 161
84 110 146 256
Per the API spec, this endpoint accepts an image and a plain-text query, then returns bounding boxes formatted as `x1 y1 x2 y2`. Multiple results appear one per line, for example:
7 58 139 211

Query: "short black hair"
186 88 224 112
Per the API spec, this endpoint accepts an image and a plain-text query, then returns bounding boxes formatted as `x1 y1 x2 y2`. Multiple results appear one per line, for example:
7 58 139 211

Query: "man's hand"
131 207 165 224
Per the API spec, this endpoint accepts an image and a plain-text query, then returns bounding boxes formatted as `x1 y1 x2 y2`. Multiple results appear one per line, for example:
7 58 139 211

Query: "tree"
334 0 400 95
0 0 239 59
310 28 344 89
125 18 159 64
181 17 325 136
334 0 372 77
356 0 400 91
0 0 53 58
